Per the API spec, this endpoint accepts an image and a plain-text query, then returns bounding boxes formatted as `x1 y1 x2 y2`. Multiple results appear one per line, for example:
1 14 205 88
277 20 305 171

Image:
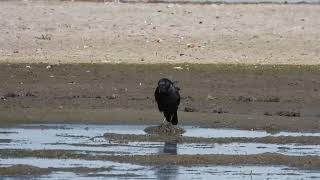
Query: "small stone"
167 4 174 8
184 107 197 112
156 38 163 43
187 43 195 48
212 108 228 114
264 112 273 116
207 95 215 101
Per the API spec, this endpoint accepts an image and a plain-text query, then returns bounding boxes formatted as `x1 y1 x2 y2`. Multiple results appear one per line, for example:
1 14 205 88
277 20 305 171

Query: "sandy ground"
0 1 320 177
0 1 320 64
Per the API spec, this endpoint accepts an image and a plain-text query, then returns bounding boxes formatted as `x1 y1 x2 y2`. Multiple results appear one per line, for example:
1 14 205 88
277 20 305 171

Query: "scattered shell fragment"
173 66 183 70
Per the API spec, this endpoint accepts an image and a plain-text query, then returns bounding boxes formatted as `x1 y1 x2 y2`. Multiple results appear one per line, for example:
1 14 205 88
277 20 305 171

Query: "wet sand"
1 63 320 132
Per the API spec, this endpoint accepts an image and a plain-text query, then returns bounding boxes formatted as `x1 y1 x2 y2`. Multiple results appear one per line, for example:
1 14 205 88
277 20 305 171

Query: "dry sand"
0 1 319 64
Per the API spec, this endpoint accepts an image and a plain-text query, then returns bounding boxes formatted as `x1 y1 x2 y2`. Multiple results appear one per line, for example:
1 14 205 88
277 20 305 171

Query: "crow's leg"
170 114 173 124
163 117 167 123
162 113 167 123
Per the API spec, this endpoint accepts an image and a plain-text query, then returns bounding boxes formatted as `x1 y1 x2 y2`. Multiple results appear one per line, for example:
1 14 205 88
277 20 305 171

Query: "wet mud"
1 149 320 170
1 63 320 132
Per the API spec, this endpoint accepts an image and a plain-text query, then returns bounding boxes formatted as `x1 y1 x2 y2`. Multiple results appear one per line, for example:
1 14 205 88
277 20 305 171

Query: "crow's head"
157 78 173 93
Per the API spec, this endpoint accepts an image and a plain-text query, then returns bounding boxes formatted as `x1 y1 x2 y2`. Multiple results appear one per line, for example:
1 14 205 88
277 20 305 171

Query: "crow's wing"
169 85 180 107
176 90 180 106
154 86 163 112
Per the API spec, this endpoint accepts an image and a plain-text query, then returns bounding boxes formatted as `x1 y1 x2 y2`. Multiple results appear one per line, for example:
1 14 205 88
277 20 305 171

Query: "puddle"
0 124 319 156
0 158 151 179
176 143 320 156
183 127 320 138
13 124 320 138
0 124 319 179
1 158 319 180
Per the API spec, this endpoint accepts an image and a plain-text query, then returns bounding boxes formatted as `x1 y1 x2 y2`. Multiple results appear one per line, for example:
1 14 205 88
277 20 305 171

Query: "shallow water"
13 124 320 137
1 124 319 179
0 124 319 156
1 158 319 180
183 126 320 138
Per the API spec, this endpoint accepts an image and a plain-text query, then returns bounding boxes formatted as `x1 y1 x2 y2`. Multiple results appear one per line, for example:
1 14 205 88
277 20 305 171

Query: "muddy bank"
1 109 320 132
104 133 320 145
0 149 319 170
0 165 51 176
1 63 320 131
0 164 113 176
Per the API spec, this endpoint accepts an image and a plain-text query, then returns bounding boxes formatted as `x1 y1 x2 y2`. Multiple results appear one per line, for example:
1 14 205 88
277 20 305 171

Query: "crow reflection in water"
156 142 178 180
154 78 181 125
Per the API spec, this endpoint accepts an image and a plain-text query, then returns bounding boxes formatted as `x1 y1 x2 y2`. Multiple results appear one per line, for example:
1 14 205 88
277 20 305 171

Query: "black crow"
154 78 180 125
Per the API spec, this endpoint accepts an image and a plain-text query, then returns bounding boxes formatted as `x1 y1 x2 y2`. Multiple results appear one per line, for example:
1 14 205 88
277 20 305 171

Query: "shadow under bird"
154 78 181 125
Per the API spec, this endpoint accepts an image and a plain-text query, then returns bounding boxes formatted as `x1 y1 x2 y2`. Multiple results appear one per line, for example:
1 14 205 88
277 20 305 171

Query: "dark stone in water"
144 123 185 136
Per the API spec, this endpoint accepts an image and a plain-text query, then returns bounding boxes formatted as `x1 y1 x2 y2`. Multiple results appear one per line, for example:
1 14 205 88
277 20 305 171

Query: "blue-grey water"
0 124 319 179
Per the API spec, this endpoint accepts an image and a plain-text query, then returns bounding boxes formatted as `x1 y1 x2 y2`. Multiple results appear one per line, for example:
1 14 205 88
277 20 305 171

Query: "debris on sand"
35 34 52 40
25 92 36 97
234 95 256 102
144 123 185 136
173 66 183 70
212 108 228 114
4 92 19 98
276 111 300 117
206 94 215 101
184 107 198 112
